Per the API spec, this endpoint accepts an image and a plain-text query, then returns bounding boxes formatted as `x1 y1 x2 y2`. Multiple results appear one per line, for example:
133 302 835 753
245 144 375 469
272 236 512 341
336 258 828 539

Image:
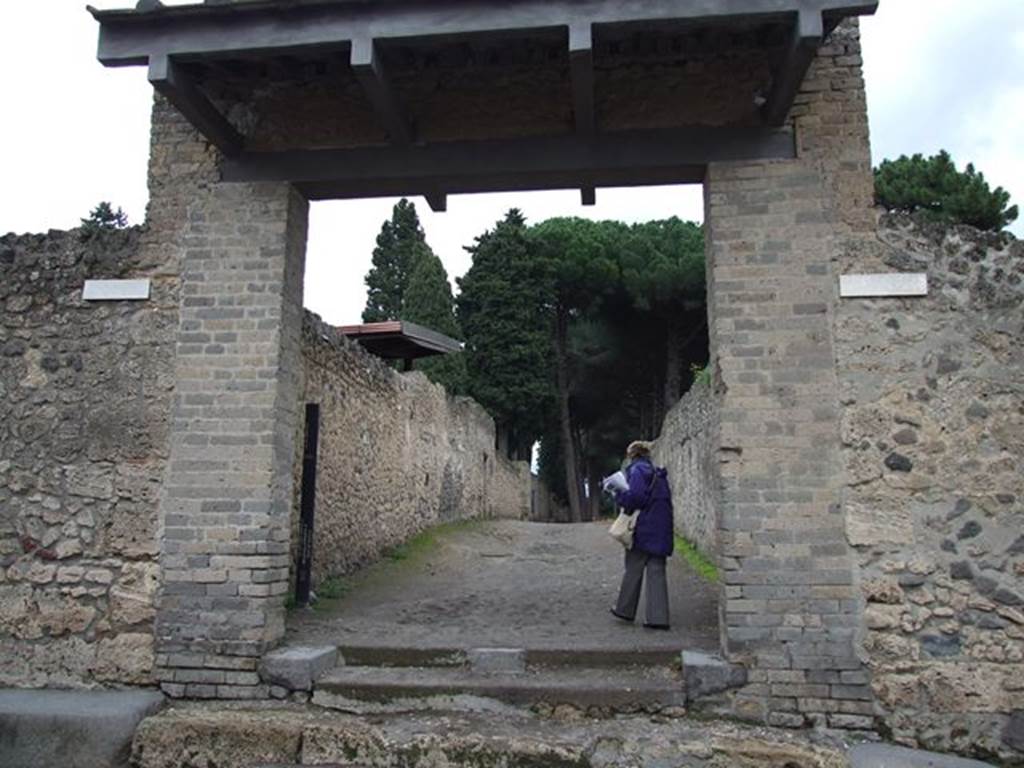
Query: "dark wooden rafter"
350 37 414 146
92 0 879 65
569 23 595 204
569 23 594 136
147 54 243 157
92 0 879 194
762 9 825 126
221 126 796 200
424 192 448 213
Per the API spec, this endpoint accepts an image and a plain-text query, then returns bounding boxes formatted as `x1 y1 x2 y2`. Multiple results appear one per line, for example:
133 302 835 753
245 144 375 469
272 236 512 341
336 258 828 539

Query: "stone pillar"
704 21 875 729
147 98 309 699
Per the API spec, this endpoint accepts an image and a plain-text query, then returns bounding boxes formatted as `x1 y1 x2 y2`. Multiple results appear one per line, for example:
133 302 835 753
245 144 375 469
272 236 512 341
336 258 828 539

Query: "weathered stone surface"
837 212 1024 762
259 645 338 692
467 648 526 675
0 225 169 688
130 705 853 768
295 313 531 586
653 381 719 553
683 650 748 700
849 743 996 767
0 688 164 768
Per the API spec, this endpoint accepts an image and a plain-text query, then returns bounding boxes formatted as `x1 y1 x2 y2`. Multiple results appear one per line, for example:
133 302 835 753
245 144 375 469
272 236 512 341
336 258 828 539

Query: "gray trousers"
614 548 670 626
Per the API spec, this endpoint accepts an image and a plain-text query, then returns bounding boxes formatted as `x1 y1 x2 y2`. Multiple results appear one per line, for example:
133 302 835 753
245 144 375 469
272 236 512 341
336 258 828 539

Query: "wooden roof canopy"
339 320 463 367
90 0 878 209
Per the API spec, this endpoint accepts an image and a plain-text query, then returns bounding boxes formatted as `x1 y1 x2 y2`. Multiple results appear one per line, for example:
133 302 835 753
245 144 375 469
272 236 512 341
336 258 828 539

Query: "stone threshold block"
466 647 527 675
681 650 748 701
259 645 339 692
0 688 165 768
849 743 997 767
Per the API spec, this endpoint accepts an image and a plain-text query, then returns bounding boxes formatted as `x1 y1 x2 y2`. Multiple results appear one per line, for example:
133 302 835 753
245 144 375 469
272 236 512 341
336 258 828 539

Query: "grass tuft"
674 534 719 583
383 519 482 563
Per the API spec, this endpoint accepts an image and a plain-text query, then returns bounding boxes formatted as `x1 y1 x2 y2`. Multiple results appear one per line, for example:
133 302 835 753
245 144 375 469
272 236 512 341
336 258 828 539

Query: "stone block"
682 650 748 700
849 744 996 768
467 647 526 675
0 688 164 768
259 645 338 691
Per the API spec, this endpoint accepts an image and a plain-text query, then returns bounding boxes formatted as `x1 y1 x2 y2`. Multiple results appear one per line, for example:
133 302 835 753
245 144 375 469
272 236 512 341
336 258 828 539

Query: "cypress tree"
362 198 433 322
457 209 555 460
404 250 467 394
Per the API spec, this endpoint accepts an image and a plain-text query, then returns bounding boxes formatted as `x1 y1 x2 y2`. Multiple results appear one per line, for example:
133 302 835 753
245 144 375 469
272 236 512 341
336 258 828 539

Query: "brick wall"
704 20 874 729
293 313 531 587
653 381 719 553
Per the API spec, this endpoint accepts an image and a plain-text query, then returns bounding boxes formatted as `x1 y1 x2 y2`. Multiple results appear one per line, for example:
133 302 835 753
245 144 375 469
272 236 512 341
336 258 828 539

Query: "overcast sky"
1 1 1021 325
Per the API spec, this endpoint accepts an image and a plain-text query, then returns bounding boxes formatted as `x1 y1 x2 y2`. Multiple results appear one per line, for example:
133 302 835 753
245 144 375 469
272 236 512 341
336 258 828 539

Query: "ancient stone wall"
836 214 1024 761
294 313 530 586
0 227 174 688
653 381 719 553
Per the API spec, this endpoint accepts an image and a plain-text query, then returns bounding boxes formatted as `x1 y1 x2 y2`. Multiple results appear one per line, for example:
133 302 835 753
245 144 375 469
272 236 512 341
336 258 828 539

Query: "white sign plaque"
82 279 151 301
840 273 927 299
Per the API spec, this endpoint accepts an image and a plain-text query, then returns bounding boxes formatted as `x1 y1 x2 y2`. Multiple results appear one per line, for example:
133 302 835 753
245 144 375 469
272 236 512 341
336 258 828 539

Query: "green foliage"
80 202 128 234
457 210 556 459
674 535 719 583
363 198 434 322
690 363 711 388
384 519 481 563
404 250 467 393
874 151 1018 232
313 576 349 610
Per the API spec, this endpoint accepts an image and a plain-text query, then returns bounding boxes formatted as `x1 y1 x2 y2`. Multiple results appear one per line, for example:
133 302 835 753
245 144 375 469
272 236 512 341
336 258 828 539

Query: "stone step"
312 663 686 715
337 643 681 670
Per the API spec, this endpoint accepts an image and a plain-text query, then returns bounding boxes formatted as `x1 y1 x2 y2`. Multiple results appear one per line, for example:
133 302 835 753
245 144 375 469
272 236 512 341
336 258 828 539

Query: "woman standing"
610 440 674 629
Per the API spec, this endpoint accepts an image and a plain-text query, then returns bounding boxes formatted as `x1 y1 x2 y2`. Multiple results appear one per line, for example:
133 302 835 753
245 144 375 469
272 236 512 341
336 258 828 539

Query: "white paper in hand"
602 471 628 494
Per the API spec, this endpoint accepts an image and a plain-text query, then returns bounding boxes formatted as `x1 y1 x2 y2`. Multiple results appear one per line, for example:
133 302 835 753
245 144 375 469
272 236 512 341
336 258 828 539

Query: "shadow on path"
287 520 719 653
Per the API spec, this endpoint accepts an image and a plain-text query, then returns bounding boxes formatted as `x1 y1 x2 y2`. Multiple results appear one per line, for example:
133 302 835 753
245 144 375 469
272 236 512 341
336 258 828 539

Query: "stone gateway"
1 0 1022 763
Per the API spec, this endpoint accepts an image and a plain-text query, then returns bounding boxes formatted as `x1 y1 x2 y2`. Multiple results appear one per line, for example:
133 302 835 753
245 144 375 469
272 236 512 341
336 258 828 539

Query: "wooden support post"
294 403 320 608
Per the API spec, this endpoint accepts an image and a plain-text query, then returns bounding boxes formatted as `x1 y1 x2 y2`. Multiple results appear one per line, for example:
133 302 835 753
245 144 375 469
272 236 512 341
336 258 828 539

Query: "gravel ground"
287 519 719 653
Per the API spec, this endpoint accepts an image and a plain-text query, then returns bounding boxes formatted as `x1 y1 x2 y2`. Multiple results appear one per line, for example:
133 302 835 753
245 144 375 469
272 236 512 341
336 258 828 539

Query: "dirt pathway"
287 520 719 653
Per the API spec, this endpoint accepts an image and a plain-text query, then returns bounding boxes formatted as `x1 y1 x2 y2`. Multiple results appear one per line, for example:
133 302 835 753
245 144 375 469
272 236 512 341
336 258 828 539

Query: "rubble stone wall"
294 314 531 586
0 227 173 688
836 214 1024 761
653 381 719 554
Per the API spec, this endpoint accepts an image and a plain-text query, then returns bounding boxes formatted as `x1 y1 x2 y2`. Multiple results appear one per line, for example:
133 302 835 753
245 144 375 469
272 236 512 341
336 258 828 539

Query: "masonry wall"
836 214 1024 761
653 381 719 554
0 227 173 688
704 19 875 730
294 313 531 587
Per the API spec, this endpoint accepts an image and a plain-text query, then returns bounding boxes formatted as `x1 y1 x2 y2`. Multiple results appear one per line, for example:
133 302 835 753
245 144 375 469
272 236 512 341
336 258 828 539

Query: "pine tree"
457 210 555 460
363 198 433 322
80 202 128 234
874 151 1018 232
404 250 467 394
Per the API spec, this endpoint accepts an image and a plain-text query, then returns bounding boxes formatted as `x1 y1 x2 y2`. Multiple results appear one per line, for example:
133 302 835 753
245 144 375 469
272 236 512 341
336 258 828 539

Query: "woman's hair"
625 440 653 460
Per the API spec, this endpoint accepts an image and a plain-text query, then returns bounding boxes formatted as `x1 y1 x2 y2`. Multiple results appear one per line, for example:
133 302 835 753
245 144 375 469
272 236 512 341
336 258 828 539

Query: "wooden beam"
221 126 795 200
569 23 594 137
580 186 596 206
425 192 447 212
350 38 414 146
761 9 824 126
93 0 880 67
147 54 243 156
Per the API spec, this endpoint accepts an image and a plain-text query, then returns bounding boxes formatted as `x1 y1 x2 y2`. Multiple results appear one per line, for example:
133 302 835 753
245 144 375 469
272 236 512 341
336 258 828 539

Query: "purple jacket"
615 458 674 557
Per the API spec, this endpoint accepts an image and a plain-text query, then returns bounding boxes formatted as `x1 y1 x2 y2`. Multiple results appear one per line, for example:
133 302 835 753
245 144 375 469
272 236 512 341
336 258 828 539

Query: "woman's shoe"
610 608 634 623
643 622 670 630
